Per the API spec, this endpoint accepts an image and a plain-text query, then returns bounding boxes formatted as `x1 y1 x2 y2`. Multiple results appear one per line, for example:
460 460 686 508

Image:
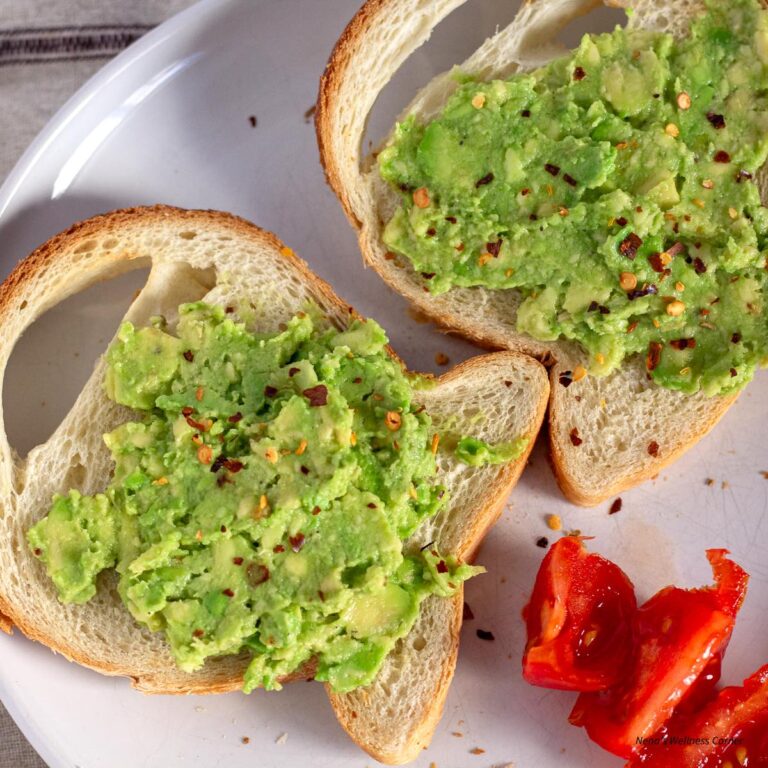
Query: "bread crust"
0 206 547 745
315 0 740 507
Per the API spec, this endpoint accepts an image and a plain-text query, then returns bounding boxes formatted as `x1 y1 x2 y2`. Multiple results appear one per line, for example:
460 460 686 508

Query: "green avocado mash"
379 0 768 396
26 303 512 693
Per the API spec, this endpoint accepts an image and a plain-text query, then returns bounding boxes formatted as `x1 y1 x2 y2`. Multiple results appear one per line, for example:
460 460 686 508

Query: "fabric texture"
0 3 196 764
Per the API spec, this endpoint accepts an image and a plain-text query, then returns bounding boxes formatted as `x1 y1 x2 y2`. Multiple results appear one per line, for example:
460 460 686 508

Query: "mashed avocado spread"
380 0 768 396
25 303 521 693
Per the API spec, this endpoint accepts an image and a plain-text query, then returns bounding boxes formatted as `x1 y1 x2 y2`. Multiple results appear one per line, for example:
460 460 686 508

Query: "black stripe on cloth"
0 25 153 66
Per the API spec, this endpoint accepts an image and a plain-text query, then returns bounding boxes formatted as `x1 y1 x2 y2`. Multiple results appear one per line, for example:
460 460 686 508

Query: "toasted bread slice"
316 0 740 506
0 207 547 758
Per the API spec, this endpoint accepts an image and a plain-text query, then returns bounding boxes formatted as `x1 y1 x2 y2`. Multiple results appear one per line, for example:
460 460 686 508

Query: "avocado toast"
316 0 768 505
0 206 548 763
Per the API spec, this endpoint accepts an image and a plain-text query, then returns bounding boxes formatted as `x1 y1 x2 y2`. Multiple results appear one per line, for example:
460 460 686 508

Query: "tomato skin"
570 550 749 759
628 664 768 767
522 537 637 692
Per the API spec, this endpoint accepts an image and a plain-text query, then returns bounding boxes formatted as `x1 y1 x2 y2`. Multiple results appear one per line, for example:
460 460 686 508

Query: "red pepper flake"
232 557 244 566
300 465 309 475
241 736 251 745
731 332 742 344
504 380 512 387
569 427 582 447
210 455 227 473
563 173 578 187
536 537 549 548
706 112 726 129
33 548 42 556
183 350 194 362
648 441 660 457
475 172 494 187
693 256 707 274
463 602 474 620
544 163 560 177
302 384 328 407
445 215 457 224
312 506 321 515
222 459 243 473
616 216 628 227
195 386 204 402
182 406 194 417
647 252 666 273
476 629 495 641
730 367 738 377
485 238 503 257
520 188 530 196
609 498 623 515
222 588 235 597
559 370 573 388
436 560 449 574
193 629 205 638
521 109 531 117
289 533 306 552
470 747 486 755
367 502 377 509
264 385 278 398
670 338 696 350
186 414 212 432
619 232 643 260
288 367 300 377
228 412 243 423
273 545 285 553
573 66 586 81
714 150 731 163
646 342 663 372
220 525 227 533
422 272 436 280
426 227 437 237
247 563 270 586
352 376 362 384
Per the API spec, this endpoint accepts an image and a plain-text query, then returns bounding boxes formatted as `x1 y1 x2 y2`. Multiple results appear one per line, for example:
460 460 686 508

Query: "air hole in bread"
362 0 523 158
73 239 98 255
555 4 627 50
2 268 149 458
411 635 427 651
102 238 119 250
178 231 198 240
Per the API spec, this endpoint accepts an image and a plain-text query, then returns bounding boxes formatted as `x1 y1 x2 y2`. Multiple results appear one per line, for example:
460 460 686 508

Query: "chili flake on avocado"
379 0 768 396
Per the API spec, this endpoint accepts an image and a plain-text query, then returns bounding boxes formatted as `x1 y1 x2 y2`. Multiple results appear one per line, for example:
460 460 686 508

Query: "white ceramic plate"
1 1 767 767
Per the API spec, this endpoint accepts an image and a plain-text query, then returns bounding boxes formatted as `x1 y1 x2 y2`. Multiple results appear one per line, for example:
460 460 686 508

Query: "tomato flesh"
570 550 749 759
629 664 768 767
522 537 637 692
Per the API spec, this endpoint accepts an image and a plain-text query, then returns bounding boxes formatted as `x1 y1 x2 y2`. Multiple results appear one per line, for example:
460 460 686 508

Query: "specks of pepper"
476 629 495 641
248 115 257 128
609 498 623 515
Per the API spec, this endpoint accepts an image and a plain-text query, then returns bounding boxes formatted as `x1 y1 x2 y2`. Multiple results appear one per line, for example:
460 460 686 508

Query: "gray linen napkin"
0 4 195 764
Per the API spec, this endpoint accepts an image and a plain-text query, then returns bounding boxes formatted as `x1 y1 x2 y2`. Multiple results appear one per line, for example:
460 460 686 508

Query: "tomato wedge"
522 536 637 691
569 549 749 759
630 663 768 767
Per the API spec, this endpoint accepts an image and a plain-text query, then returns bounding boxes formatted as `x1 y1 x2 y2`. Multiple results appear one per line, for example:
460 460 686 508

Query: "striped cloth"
0 4 194 766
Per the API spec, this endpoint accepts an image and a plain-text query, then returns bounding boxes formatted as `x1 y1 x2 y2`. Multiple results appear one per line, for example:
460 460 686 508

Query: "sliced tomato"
522 536 637 692
629 663 768 767
569 549 748 759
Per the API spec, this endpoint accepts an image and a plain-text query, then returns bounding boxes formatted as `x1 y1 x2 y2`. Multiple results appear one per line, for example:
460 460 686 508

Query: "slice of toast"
0 206 548 759
316 0 740 506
